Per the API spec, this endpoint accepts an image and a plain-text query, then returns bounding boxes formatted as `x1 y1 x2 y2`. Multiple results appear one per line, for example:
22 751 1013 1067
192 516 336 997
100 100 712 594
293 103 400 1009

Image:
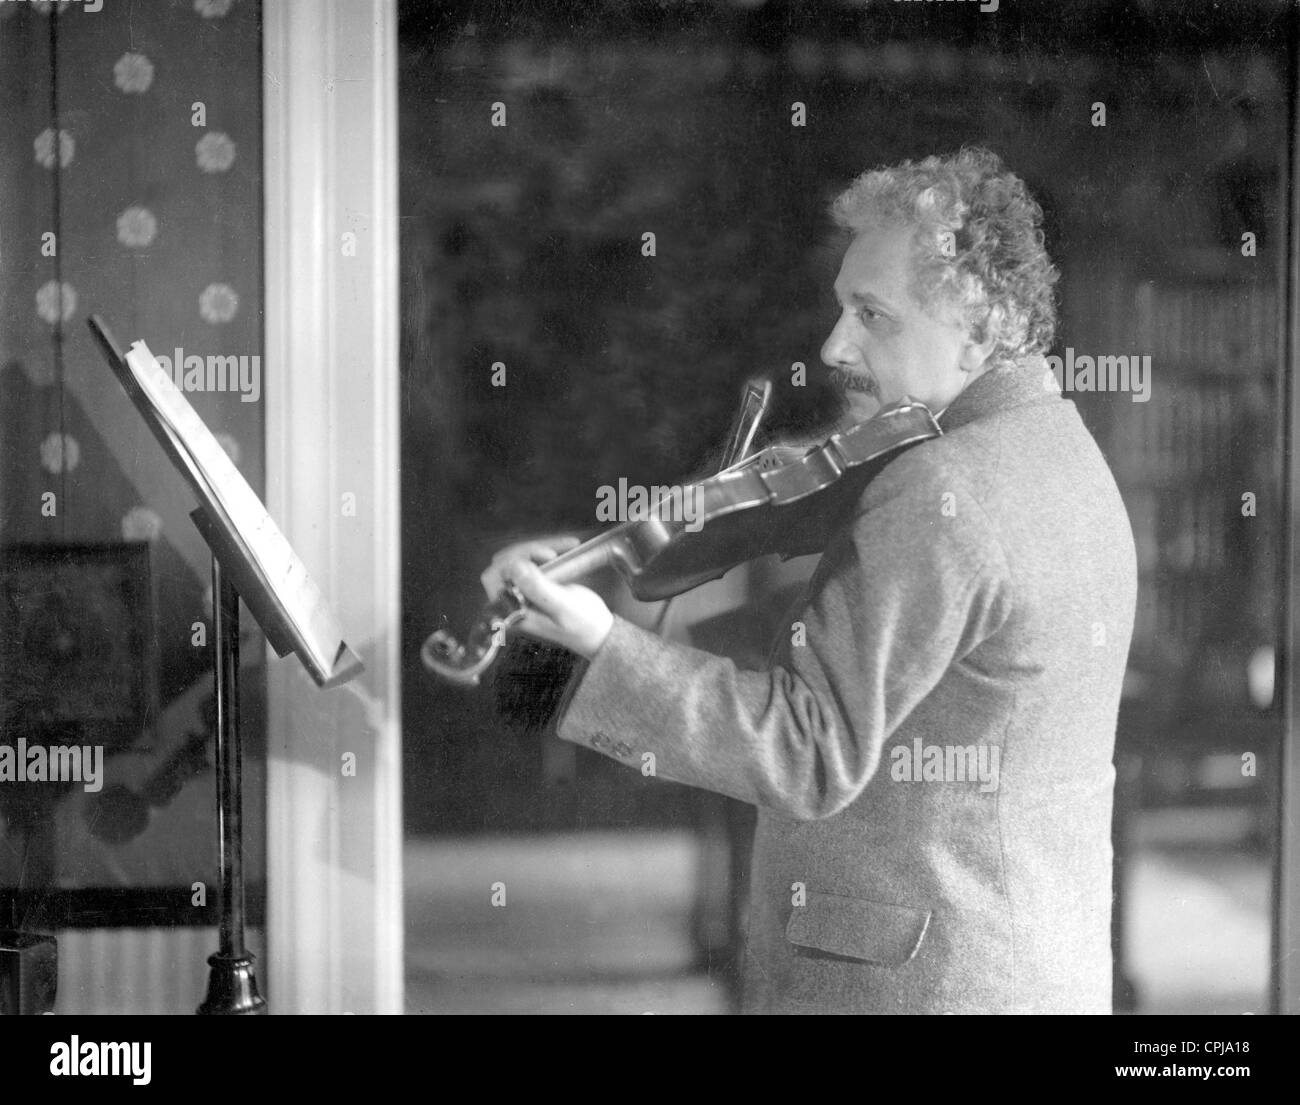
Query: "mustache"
829 368 878 396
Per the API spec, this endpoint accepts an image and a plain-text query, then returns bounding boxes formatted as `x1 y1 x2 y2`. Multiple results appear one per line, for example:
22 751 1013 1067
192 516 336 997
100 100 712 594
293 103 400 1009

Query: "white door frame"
262 0 403 1014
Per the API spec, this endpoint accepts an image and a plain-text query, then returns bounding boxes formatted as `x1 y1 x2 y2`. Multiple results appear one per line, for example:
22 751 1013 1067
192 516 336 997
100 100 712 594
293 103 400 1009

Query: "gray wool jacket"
556 364 1137 1014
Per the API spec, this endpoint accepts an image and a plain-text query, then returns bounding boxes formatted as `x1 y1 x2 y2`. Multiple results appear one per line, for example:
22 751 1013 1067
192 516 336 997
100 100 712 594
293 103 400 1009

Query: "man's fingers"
503 561 571 626
480 536 581 597
497 558 615 659
500 536 580 566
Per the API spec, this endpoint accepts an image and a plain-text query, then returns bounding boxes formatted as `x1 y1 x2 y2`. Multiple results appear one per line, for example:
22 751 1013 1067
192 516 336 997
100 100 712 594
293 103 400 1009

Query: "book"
89 315 364 689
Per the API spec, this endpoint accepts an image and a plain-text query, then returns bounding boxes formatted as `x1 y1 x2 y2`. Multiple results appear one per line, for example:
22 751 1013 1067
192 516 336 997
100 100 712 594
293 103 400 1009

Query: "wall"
0 0 265 1013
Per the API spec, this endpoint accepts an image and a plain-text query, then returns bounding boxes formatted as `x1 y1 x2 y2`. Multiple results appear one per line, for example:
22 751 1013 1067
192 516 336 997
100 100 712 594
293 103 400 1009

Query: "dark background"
398 0 1289 844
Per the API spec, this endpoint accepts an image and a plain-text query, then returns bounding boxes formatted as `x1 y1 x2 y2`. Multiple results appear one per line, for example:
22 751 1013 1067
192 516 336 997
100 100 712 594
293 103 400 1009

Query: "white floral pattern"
113 52 156 95
34 128 74 170
121 506 164 543
30 0 75 17
194 0 235 18
199 282 239 323
36 280 77 325
4 0 262 639
116 206 158 248
195 131 236 173
40 432 81 474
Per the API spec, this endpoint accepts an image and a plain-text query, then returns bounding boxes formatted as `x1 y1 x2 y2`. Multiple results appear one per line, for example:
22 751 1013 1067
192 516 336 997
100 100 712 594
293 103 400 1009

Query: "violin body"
422 397 942 685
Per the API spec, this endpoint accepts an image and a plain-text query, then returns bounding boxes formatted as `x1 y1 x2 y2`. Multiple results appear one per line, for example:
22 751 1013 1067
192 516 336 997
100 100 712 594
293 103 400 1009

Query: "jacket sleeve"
554 460 1012 820
489 635 580 737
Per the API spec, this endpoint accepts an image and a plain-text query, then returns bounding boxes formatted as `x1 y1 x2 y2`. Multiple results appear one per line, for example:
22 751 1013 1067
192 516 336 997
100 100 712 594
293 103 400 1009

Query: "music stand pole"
197 554 267 1015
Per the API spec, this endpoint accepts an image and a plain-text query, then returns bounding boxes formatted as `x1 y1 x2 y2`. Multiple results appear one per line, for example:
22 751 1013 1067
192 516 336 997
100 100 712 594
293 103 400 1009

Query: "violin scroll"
421 585 526 686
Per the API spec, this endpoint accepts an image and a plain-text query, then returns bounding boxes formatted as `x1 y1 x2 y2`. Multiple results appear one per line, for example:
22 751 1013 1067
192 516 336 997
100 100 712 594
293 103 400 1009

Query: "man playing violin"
483 147 1137 1014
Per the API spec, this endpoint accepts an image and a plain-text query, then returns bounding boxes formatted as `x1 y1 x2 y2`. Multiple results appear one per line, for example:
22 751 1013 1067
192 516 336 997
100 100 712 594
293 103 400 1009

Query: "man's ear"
959 306 1001 373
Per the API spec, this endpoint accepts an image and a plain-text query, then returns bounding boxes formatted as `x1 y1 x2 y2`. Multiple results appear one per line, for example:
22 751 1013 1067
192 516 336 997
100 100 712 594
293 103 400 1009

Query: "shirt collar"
933 355 1062 433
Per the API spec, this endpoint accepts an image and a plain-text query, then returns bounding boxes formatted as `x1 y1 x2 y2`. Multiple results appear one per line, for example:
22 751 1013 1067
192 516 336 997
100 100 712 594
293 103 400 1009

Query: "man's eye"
859 306 880 322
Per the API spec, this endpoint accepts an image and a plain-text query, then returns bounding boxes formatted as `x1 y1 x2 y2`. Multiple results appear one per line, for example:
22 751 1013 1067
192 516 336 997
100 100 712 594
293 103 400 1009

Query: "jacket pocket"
786 891 931 968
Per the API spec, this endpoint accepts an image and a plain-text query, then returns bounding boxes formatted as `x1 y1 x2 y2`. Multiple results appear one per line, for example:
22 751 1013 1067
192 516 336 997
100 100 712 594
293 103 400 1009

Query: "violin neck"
539 528 623 585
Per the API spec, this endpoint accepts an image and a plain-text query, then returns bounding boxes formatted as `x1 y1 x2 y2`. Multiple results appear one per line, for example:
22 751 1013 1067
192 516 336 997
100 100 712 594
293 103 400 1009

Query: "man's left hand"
497 558 614 660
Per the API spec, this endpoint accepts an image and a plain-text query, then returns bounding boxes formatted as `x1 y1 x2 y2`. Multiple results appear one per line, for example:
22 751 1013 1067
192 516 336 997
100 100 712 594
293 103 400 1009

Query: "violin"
422 390 942 685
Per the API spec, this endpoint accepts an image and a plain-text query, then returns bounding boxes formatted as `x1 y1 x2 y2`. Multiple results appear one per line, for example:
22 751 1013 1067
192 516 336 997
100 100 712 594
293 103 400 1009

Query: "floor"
1123 807 1270 1014
404 831 729 1014
404 815 1271 1015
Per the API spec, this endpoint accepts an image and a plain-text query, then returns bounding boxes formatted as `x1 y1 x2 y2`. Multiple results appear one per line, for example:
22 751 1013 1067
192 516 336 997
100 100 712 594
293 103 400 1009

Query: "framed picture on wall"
0 542 262 929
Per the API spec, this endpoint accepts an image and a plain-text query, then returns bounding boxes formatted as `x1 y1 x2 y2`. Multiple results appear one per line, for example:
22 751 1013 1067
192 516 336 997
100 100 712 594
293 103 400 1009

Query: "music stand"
88 315 364 1014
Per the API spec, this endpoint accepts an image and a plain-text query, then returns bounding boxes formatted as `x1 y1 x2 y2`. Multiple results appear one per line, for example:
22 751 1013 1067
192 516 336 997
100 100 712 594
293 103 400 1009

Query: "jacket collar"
933 355 1062 433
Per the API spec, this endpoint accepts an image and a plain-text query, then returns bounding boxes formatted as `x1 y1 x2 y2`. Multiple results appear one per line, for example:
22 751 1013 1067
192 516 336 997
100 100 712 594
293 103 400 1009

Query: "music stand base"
197 953 267 1015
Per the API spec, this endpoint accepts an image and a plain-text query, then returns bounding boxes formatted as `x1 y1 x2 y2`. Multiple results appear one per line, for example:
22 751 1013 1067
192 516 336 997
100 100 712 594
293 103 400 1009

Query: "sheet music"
123 340 362 686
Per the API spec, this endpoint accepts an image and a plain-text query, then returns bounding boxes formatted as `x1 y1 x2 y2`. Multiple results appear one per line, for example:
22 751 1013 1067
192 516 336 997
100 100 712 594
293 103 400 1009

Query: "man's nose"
820 313 855 369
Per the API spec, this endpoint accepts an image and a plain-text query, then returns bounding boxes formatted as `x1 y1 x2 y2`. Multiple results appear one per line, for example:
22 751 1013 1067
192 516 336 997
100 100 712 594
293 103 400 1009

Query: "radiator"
53 928 266 1015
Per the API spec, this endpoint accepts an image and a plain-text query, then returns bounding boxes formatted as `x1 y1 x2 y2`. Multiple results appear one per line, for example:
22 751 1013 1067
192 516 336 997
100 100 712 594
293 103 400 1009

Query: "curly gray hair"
830 146 1059 368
